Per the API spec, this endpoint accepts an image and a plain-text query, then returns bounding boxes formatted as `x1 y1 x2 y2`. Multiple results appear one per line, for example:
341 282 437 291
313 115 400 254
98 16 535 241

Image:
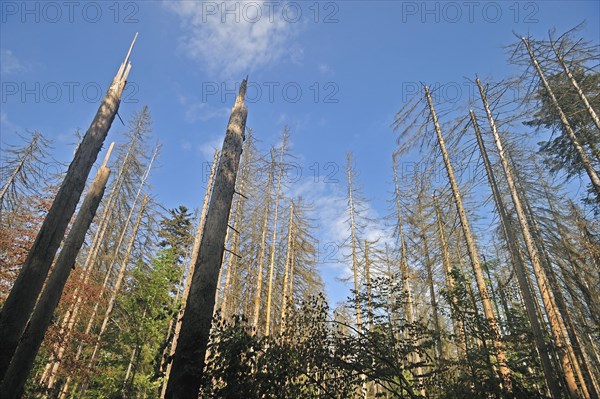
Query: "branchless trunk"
164 79 247 399
469 109 561 398
265 131 288 335
432 194 466 358
346 152 363 330
423 85 512 391
0 34 137 378
279 199 294 333
159 148 219 399
521 37 600 196
476 78 581 397
42 133 139 389
252 152 274 333
0 145 114 399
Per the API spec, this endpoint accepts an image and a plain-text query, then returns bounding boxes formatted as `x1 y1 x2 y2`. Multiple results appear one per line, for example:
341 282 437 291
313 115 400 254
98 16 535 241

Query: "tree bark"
0 34 136 378
279 199 294 334
164 79 248 399
346 152 363 331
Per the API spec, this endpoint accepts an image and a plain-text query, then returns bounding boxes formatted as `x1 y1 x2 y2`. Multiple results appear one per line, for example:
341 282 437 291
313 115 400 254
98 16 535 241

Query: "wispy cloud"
198 135 223 159
0 50 31 75
164 1 298 78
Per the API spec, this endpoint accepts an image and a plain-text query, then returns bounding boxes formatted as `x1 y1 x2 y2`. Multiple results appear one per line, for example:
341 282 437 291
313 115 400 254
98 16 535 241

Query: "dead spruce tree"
164 79 248 399
0 33 137 378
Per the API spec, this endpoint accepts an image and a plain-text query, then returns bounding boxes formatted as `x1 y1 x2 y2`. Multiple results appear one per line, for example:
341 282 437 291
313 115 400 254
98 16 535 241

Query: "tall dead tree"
424 85 512 391
159 148 219 399
469 109 561 398
265 130 288 335
252 152 274 333
521 37 600 196
164 79 248 399
0 145 114 399
0 34 137 378
432 194 466 357
346 152 363 330
476 78 582 398
279 199 294 333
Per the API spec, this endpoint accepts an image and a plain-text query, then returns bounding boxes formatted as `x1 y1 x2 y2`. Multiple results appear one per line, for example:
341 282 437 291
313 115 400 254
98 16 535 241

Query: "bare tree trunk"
391 158 425 397
0 146 113 398
521 37 600 196
279 199 294 334
86 194 149 370
159 148 219 399
415 187 443 360
0 34 137 378
266 131 288 335
58 146 156 398
252 153 274 333
347 152 363 330
424 85 512 391
469 109 562 398
164 79 248 399
476 78 581 398
432 194 466 358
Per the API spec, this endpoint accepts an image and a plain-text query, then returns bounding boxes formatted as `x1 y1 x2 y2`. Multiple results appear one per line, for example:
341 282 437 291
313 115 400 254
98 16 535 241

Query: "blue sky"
1 0 598 306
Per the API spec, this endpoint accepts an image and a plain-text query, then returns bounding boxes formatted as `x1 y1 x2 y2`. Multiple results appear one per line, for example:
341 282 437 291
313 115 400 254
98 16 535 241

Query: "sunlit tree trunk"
424 85 511 391
164 80 247 399
0 34 137 378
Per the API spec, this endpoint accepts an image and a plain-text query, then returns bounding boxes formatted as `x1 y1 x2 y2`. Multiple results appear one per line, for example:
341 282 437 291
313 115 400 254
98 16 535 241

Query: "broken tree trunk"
164 79 248 399
424 85 512 392
279 199 294 333
159 148 219 399
347 152 363 331
0 145 113 399
0 34 137 378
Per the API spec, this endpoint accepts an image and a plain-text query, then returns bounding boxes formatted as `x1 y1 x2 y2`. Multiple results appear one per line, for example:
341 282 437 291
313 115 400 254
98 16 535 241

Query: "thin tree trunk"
279 199 294 334
266 131 288 335
0 34 137 378
521 37 600 196
86 194 149 370
476 78 580 397
251 153 274 333
164 80 248 399
424 85 512 391
470 109 561 398
432 194 466 358
347 152 363 330
159 148 219 399
0 146 113 398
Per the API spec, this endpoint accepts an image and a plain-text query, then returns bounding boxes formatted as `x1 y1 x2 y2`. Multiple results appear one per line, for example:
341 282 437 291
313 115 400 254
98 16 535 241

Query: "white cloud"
198 135 223 159
0 50 30 75
185 102 230 123
164 1 299 78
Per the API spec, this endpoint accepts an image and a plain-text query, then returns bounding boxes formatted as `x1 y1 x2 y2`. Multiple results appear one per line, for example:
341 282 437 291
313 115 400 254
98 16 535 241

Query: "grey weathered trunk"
0 145 113 399
160 148 219 399
0 34 136 378
346 152 363 330
164 79 247 399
